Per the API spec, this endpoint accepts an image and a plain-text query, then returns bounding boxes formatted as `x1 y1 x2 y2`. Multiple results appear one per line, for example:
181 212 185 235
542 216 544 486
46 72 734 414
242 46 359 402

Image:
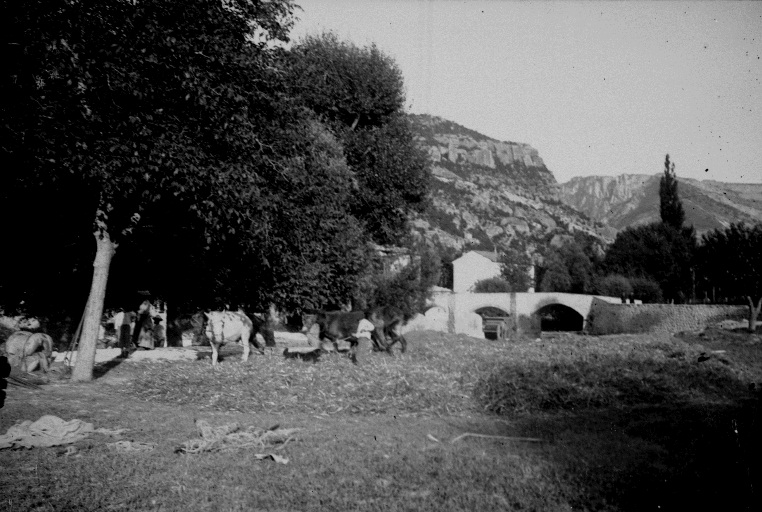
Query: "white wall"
452 252 502 293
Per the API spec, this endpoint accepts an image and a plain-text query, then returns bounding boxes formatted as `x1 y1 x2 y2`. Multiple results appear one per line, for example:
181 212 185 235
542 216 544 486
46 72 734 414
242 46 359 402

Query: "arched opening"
475 306 511 340
535 304 583 332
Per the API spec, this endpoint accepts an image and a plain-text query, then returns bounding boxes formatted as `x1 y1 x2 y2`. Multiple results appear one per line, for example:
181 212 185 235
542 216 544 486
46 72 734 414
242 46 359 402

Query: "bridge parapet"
414 290 621 337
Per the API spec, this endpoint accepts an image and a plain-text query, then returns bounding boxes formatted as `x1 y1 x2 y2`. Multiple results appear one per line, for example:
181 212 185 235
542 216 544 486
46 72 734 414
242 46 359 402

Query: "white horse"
203 311 263 367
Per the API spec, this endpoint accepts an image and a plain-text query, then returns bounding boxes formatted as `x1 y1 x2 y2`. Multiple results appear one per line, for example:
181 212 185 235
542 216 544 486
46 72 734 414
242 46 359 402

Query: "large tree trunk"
71 230 116 382
748 296 762 333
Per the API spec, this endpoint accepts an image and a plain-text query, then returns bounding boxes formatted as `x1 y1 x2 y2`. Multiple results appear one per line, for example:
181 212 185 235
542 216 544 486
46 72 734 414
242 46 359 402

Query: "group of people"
114 300 165 352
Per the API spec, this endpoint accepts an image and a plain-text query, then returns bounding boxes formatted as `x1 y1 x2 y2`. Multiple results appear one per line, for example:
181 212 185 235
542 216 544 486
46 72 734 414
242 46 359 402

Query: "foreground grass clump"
474 334 755 414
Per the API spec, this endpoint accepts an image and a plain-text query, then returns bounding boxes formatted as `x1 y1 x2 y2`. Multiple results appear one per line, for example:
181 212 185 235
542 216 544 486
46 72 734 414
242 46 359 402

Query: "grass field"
1 329 760 511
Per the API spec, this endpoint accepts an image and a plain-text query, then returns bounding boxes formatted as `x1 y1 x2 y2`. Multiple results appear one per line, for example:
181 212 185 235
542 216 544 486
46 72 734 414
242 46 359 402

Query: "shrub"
473 277 513 293
586 303 626 335
630 277 663 303
596 274 632 299
359 241 441 319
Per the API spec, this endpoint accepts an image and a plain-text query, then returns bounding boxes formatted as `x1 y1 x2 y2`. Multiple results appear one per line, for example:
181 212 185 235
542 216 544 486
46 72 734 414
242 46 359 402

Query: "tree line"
1 0 436 380
476 154 762 331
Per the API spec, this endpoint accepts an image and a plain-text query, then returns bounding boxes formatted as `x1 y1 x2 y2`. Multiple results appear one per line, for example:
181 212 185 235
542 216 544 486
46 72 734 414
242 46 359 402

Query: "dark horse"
302 306 407 354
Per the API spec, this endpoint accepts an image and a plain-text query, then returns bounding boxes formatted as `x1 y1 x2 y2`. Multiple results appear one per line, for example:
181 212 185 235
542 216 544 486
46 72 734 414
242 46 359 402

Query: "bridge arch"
534 303 584 331
523 293 591 322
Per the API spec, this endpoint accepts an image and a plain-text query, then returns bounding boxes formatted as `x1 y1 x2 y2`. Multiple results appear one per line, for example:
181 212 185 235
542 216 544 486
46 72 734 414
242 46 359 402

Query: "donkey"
203 310 274 367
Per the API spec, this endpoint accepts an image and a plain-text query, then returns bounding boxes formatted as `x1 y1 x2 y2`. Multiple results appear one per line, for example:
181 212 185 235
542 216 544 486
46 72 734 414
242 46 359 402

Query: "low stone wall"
587 299 747 335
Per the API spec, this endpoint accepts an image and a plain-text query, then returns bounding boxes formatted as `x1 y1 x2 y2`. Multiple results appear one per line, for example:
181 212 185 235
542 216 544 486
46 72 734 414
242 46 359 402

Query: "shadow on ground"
507 399 762 512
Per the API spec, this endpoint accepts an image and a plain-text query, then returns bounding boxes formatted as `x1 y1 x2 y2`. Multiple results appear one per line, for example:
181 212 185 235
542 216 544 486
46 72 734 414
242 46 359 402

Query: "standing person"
349 313 375 365
152 317 166 348
132 300 152 350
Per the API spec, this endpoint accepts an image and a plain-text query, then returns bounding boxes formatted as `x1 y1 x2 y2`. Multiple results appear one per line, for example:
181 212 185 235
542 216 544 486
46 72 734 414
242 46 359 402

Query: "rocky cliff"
559 174 762 235
409 115 614 255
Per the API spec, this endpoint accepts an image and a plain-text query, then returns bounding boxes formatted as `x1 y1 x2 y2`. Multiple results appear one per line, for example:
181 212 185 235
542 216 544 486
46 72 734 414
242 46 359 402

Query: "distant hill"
409 114 614 257
558 174 762 236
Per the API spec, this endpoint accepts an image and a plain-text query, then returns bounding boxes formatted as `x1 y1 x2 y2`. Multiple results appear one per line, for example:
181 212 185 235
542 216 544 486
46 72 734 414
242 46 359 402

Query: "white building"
451 250 502 293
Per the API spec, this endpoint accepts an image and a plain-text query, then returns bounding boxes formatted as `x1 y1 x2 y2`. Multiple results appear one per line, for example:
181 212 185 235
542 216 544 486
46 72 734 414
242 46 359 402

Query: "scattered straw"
450 433 542 444
176 419 299 455
108 440 156 452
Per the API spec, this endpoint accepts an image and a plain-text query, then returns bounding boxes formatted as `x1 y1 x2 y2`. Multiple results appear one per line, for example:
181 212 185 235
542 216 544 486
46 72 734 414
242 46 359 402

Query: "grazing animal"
1 331 54 373
203 311 264 367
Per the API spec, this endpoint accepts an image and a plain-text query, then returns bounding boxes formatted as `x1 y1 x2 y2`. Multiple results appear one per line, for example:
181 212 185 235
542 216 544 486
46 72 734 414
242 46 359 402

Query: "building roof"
453 250 500 264
471 250 500 262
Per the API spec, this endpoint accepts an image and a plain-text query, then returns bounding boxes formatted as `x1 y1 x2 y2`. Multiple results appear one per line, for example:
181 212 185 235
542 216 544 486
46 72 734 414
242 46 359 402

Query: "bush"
630 277 663 303
586 303 626 335
596 274 632 299
359 242 441 319
473 277 513 293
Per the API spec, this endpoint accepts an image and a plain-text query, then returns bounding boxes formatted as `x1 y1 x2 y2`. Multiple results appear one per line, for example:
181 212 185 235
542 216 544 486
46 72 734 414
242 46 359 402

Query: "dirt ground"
1 328 760 511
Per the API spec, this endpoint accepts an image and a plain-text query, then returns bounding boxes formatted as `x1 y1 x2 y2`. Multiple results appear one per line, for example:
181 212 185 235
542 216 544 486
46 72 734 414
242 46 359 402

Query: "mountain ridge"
409 114 614 257
559 173 762 235
409 114 761 254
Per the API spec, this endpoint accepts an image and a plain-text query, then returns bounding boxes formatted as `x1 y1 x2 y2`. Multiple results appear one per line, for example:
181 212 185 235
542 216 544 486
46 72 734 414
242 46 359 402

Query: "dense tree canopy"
286 32 430 245
2 1 434 380
599 154 696 303
698 223 762 330
537 240 594 294
474 277 513 293
2 1 438 381
602 223 695 303
594 274 633 300
499 241 534 292
1 0 309 379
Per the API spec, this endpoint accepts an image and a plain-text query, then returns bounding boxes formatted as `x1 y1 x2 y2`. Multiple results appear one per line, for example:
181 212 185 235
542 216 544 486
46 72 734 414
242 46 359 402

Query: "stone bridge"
403 291 622 338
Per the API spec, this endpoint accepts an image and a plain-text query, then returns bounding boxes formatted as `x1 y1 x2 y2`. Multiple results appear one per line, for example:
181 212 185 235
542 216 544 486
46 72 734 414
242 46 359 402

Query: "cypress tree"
660 154 685 229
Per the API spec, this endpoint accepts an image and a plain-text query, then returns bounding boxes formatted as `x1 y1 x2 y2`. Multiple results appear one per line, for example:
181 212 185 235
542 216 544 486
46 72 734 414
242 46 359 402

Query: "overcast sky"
290 0 762 184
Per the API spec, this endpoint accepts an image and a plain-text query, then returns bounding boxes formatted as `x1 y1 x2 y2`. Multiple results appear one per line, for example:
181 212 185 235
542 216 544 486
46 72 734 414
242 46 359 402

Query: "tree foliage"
358 242 441 319
499 243 533 292
602 223 695 302
659 154 685 230
539 251 572 293
594 274 632 300
2 2 440 381
599 154 696 304
286 32 430 245
698 223 762 330
2 0 400 378
474 277 513 293
629 277 663 304
538 241 594 294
